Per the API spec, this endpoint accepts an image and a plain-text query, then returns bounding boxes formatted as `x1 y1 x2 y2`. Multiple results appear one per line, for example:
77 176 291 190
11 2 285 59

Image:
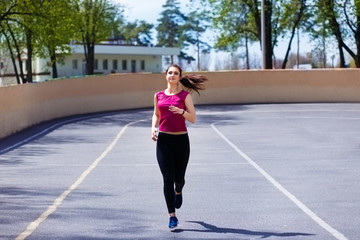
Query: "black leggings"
156 132 190 213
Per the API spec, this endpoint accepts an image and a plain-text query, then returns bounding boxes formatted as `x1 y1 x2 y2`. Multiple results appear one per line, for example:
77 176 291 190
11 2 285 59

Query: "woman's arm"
183 94 196 123
169 94 196 123
152 93 160 141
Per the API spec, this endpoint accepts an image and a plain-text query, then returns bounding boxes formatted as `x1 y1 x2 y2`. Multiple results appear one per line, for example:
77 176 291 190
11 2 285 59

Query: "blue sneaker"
175 193 182 209
169 216 178 228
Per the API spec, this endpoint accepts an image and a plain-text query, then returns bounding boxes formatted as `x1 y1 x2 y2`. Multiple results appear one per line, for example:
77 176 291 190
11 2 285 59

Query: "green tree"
318 0 360 67
14 0 54 83
278 0 307 69
156 0 186 64
74 0 123 75
0 0 46 83
0 1 25 23
180 9 211 70
0 21 26 84
202 0 274 68
35 0 78 78
196 0 312 69
208 0 257 69
304 1 332 68
157 0 211 67
118 20 154 46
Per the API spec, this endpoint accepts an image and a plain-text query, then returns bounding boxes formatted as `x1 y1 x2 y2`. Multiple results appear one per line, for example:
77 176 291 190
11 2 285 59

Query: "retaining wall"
1 69 359 139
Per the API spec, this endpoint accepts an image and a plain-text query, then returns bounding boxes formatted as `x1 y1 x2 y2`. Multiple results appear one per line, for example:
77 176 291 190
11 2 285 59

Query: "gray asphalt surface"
1 103 360 240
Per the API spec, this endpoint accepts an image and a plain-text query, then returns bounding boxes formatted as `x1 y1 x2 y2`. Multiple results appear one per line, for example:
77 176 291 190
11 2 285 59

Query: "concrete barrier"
1 69 359 139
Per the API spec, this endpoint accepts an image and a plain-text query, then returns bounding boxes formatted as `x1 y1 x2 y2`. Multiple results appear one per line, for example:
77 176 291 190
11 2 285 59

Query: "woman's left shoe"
175 193 183 209
169 216 179 228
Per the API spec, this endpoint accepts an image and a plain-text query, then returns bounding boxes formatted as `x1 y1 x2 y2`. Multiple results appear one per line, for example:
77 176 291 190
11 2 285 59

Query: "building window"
72 59 78 69
94 59 98 70
131 60 136 73
141 60 145 70
113 59 118 70
103 59 108 70
122 60 127 70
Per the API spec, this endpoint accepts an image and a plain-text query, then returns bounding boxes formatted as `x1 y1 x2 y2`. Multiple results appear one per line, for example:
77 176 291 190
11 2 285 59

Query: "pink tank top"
156 90 189 132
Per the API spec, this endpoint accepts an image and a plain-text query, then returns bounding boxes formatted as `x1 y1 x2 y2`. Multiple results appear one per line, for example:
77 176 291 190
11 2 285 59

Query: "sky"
115 0 185 25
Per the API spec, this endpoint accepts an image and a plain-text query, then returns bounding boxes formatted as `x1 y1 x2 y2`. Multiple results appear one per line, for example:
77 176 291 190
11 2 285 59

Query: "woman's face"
166 66 181 84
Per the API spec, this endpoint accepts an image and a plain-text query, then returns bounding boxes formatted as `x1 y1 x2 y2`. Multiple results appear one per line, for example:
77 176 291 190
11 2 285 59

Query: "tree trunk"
322 31 327 67
282 0 306 69
26 29 33 83
264 0 273 69
2 30 21 84
87 43 95 75
50 48 58 78
82 32 95 75
325 0 349 67
338 42 345 68
245 34 250 69
7 23 26 83
197 33 200 71
327 6 346 67
355 1 360 67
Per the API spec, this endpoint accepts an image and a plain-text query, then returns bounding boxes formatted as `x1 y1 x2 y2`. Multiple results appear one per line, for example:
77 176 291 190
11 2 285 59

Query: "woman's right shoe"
169 216 179 228
175 193 182 209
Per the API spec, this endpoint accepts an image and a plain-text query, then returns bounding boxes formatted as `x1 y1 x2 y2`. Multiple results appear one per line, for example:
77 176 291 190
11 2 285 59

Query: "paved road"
1 103 359 240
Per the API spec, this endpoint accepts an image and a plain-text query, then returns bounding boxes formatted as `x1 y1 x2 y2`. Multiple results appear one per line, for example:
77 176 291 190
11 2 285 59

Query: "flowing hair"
165 64 208 95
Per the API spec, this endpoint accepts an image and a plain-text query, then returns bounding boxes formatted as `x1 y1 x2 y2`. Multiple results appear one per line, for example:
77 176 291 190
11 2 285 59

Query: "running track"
1 103 360 240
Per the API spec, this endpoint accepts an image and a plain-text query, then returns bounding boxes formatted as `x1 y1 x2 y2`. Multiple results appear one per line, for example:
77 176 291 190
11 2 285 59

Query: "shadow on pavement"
171 221 315 238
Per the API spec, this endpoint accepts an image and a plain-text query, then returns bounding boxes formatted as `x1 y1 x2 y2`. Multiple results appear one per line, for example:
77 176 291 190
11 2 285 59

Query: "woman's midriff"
159 131 188 135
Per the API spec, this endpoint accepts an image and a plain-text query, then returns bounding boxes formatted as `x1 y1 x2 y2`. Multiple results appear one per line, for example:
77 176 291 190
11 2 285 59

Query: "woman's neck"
166 85 180 95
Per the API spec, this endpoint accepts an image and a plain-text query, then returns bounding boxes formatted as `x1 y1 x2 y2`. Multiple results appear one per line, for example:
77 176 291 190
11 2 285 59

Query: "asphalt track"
1 103 360 240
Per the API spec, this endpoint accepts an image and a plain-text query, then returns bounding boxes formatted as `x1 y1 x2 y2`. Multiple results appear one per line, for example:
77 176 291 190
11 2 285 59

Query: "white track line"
0 116 93 154
15 120 143 240
211 122 348 240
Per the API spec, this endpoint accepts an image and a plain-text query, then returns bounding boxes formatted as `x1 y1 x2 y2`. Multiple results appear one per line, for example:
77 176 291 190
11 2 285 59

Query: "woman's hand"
152 127 158 141
169 105 183 115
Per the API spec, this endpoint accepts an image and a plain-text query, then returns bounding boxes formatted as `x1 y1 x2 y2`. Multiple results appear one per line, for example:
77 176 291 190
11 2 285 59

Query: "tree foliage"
156 0 211 66
206 0 259 69
312 0 360 67
0 0 46 83
277 0 308 69
35 0 78 78
199 0 311 69
0 0 79 82
182 9 211 70
2 0 360 85
74 0 122 75
156 0 185 63
118 20 154 46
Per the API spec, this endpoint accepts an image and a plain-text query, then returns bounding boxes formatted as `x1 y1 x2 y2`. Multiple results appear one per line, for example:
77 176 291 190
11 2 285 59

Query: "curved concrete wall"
1 69 360 139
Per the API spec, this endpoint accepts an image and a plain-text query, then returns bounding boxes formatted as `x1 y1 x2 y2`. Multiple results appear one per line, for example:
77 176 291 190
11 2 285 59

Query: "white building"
62 44 180 76
0 44 180 86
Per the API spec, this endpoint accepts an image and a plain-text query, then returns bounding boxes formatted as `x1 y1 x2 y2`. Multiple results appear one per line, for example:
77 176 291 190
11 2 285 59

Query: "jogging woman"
151 64 208 229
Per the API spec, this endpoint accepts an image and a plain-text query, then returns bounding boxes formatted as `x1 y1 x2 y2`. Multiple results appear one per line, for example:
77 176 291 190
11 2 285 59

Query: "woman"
151 64 208 229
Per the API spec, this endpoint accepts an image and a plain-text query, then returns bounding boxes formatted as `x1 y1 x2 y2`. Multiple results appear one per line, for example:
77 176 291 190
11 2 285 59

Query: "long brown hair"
165 64 208 95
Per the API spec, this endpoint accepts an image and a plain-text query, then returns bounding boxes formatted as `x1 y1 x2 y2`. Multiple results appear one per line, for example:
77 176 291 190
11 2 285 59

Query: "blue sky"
115 0 182 24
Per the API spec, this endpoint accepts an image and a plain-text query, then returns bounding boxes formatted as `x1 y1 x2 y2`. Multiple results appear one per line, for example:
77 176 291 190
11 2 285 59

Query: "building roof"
70 44 180 56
